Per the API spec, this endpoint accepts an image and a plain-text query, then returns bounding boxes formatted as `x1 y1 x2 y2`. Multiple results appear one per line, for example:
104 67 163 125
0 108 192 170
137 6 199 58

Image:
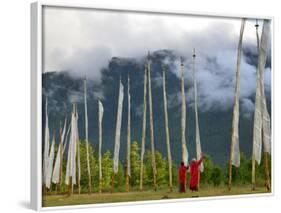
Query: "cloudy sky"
42 6 271 114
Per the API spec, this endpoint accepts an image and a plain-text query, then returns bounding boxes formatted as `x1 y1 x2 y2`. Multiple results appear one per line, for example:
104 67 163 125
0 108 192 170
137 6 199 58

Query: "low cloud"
43 6 271 114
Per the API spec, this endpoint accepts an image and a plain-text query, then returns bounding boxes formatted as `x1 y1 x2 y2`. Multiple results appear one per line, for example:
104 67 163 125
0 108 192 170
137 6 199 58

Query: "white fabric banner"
231 19 245 167
140 66 148 187
52 119 67 184
46 136 55 189
63 122 71 153
260 20 271 154
253 20 271 164
193 52 204 172
51 144 61 184
98 100 104 180
65 108 78 185
113 81 124 174
180 62 188 166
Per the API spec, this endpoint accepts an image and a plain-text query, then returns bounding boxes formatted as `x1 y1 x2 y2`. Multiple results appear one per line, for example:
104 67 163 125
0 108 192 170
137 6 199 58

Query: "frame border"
30 1 274 211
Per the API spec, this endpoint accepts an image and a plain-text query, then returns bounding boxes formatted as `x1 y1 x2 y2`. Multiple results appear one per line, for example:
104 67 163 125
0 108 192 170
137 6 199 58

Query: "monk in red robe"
178 162 188 193
189 155 205 191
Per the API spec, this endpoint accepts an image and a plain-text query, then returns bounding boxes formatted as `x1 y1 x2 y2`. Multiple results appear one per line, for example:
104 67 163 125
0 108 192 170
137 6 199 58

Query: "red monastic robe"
189 157 203 189
178 165 187 184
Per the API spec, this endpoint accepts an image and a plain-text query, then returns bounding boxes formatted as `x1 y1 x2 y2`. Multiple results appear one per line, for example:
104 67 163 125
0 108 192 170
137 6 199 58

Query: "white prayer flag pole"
140 64 147 191
180 57 188 166
126 74 131 192
162 65 173 192
147 52 157 191
192 48 204 173
112 79 124 192
228 18 246 190
98 100 104 193
84 78 92 194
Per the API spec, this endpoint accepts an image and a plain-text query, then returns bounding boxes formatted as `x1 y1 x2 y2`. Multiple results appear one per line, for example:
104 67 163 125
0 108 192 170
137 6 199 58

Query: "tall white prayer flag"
180 58 188 166
140 64 147 191
65 105 78 185
147 54 157 190
260 20 271 155
192 49 204 172
230 19 245 167
98 100 104 180
162 66 173 189
84 79 91 193
63 123 71 153
46 135 55 189
113 80 124 174
253 20 271 164
52 119 67 184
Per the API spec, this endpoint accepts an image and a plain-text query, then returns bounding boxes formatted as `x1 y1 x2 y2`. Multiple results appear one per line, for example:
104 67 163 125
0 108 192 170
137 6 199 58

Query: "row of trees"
48 141 270 194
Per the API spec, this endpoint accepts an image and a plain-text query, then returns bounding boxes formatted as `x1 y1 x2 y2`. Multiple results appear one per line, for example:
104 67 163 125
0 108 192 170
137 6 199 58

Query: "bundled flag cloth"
52 119 67 184
231 19 245 167
253 20 271 164
192 49 204 172
98 100 104 181
45 135 55 189
180 59 189 166
113 81 124 174
65 105 79 185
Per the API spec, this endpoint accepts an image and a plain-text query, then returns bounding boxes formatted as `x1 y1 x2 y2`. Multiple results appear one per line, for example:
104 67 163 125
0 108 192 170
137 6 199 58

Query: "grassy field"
43 185 270 207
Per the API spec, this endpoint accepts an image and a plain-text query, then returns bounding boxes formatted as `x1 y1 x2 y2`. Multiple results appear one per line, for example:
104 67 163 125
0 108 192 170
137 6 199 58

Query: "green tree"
79 140 98 192
101 150 113 191
155 151 168 187
144 150 168 188
130 141 140 187
172 163 178 186
200 155 214 185
211 166 223 186
114 162 125 191
143 151 153 186
224 152 251 186
256 153 272 187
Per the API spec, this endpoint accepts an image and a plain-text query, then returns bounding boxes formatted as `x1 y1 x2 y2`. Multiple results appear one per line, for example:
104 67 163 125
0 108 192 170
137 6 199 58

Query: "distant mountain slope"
42 49 271 166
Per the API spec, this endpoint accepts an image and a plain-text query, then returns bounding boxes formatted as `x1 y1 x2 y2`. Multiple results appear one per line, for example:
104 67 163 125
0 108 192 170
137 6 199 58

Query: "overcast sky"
42 6 271 114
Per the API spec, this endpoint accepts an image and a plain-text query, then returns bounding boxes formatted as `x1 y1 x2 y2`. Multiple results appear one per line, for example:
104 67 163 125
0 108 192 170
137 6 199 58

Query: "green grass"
43 185 270 207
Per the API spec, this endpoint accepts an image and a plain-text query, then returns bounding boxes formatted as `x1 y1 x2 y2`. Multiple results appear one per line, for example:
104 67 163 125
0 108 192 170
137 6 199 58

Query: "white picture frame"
31 1 274 211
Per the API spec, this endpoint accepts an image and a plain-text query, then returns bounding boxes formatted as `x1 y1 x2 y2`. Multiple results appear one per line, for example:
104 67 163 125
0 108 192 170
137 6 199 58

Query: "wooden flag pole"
126 74 131 192
75 104 81 195
162 65 173 192
68 177 73 196
125 170 129 192
228 130 234 191
140 64 148 191
57 121 62 193
147 52 157 191
111 173 115 193
263 151 270 191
